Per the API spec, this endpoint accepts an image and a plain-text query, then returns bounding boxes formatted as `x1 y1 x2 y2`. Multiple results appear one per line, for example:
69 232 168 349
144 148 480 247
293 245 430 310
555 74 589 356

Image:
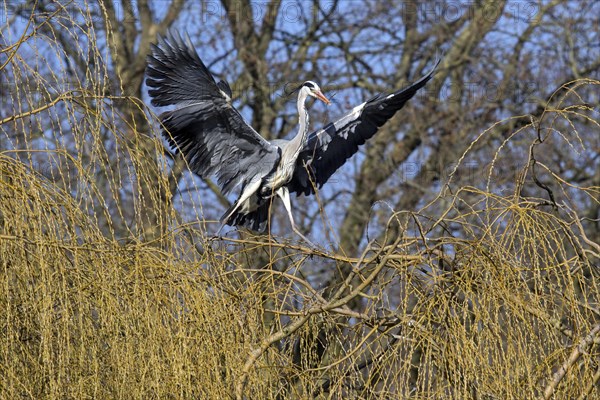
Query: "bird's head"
301 81 330 105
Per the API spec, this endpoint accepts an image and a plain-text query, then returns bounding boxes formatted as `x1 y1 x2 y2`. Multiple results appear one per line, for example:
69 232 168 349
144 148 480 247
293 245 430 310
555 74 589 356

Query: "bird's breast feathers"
265 162 294 192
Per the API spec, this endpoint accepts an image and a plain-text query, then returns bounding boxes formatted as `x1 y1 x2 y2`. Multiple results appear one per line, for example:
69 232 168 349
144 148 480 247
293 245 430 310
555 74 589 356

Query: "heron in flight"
146 30 437 245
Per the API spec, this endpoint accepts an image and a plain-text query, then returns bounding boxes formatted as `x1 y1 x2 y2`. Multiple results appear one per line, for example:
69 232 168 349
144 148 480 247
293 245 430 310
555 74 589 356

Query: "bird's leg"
276 186 316 248
217 179 262 235
215 223 226 237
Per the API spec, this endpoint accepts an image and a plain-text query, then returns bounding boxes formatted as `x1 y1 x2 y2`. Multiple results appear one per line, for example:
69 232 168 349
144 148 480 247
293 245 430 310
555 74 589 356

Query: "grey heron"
146 30 437 245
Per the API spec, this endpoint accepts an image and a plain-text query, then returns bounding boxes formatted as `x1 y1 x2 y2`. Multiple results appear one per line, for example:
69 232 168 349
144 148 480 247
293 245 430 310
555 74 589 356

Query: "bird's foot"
292 227 318 251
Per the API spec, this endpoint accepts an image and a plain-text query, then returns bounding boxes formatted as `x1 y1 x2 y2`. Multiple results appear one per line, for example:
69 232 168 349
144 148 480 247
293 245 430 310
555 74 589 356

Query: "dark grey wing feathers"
289 60 439 196
146 29 279 195
217 80 233 99
147 31 216 105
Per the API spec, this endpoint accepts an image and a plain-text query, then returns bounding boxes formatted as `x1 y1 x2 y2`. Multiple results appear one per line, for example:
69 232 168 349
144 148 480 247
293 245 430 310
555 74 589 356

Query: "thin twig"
542 324 600 400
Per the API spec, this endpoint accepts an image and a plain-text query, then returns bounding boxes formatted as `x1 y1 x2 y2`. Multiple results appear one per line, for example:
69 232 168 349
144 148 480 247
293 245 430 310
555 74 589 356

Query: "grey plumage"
288 61 440 196
146 29 438 243
146 30 280 197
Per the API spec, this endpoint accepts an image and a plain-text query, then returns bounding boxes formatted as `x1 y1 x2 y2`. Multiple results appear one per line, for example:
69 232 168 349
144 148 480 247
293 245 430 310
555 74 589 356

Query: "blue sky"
2 0 598 242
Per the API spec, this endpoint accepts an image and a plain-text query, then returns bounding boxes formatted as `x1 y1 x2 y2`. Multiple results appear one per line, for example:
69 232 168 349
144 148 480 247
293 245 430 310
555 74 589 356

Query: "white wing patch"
351 102 366 115
219 89 231 103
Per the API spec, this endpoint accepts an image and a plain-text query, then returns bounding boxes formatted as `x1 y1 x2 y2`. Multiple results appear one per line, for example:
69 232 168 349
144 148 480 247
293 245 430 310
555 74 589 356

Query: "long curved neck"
267 90 310 190
286 90 310 160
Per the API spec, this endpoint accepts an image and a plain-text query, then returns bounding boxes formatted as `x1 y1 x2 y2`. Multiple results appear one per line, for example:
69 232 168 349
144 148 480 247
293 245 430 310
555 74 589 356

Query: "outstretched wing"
146 29 279 195
288 60 439 196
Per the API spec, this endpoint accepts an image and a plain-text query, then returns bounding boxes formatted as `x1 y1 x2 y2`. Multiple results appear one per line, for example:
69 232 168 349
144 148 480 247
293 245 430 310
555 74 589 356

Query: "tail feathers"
220 202 269 233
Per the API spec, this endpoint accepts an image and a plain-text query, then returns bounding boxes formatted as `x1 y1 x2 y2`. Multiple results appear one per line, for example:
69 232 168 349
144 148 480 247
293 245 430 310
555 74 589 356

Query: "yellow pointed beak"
314 90 331 105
